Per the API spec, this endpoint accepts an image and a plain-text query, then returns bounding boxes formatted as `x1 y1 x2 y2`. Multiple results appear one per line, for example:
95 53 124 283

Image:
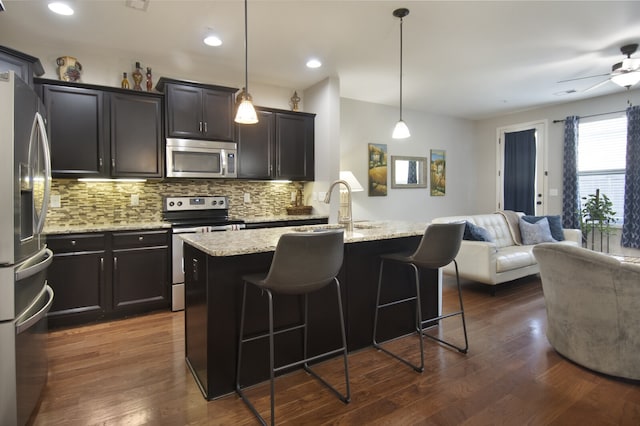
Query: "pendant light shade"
392 8 410 139
235 0 258 124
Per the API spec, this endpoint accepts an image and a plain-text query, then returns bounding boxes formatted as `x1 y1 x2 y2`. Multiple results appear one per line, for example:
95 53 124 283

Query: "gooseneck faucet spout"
324 179 354 232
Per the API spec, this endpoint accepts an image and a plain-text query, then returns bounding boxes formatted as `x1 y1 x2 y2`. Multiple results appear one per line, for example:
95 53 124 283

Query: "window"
578 115 626 224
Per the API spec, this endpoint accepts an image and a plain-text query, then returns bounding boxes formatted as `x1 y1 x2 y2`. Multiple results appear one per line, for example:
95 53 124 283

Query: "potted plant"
580 188 617 251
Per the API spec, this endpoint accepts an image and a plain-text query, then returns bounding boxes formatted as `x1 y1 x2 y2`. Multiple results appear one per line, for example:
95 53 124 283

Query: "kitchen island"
182 221 442 400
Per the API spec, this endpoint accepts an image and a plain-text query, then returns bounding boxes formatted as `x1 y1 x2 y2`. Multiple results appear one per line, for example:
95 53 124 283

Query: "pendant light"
235 0 258 124
392 8 410 139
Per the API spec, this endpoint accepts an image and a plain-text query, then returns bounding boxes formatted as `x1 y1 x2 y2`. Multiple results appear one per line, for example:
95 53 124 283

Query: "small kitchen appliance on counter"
162 196 245 311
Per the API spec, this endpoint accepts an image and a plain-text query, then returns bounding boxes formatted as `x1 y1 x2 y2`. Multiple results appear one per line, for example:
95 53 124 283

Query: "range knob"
177 201 183 206
169 201 175 207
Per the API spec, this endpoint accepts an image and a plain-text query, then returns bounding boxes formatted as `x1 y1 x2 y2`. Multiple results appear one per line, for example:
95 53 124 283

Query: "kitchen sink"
291 222 382 232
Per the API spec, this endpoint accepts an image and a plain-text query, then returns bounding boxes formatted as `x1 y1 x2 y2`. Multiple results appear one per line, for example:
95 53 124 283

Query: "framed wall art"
368 143 387 196
430 149 446 196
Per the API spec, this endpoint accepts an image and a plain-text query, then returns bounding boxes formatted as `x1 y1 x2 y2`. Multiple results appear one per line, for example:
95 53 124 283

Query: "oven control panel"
164 196 228 212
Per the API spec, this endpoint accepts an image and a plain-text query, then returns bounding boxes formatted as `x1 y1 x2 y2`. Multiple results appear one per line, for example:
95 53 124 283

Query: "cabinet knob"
71 240 76 246
138 236 144 241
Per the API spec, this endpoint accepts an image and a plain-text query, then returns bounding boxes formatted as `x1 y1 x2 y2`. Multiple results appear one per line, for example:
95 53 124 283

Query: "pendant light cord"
399 15 403 120
244 0 249 96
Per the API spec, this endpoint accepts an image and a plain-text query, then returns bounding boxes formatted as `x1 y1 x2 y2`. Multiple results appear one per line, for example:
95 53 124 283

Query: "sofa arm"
562 228 582 245
446 240 499 282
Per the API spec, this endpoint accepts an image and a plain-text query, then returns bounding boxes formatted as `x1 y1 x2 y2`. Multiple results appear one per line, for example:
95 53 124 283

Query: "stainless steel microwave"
166 139 237 178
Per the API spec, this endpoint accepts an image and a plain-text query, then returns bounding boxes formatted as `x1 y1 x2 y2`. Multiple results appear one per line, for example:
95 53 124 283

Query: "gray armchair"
533 243 640 380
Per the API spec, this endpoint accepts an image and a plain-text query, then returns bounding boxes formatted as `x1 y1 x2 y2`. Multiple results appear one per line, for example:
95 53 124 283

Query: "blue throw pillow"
463 221 494 242
521 215 564 241
519 217 556 245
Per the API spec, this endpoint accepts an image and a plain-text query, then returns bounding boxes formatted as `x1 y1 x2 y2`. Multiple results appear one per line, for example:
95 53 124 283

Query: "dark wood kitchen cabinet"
112 230 170 313
46 233 108 328
156 77 237 141
110 92 163 178
40 84 107 178
0 45 44 87
36 79 164 179
46 229 171 328
237 107 315 181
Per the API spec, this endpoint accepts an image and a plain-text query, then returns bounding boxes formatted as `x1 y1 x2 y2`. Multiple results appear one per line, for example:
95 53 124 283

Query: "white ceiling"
2 0 640 120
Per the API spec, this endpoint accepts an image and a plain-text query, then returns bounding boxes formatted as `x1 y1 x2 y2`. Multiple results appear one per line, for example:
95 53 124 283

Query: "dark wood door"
275 112 314 181
237 109 275 179
112 230 170 313
202 88 235 141
42 85 107 177
165 83 203 139
110 92 163 178
46 234 108 328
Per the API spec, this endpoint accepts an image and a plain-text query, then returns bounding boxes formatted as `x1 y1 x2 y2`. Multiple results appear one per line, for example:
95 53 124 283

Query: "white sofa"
432 212 581 292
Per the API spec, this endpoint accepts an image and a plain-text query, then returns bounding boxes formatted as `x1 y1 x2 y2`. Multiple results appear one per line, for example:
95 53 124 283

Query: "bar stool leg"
372 259 425 373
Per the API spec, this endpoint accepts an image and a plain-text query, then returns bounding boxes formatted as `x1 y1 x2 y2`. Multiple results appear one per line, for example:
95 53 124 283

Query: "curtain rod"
552 109 627 124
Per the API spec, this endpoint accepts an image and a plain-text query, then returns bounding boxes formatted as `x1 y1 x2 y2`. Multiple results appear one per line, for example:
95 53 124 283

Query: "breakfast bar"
181 221 441 400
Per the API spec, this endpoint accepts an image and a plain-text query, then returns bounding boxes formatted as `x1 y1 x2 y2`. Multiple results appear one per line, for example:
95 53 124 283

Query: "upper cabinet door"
163 80 237 141
110 93 163 178
202 88 235 141
275 112 314 181
237 110 275 179
42 85 107 178
165 84 203 139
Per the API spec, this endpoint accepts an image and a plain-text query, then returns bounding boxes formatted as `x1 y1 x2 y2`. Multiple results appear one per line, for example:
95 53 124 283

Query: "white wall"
2 39 296 111
475 88 640 256
339 98 477 222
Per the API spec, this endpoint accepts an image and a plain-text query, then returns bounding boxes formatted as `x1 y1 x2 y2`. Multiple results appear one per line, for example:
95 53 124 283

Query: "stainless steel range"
163 196 244 311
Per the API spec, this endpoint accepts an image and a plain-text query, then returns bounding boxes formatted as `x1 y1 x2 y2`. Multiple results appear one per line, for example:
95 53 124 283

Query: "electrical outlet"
291 191 297 202
243 193 251 203
131 194 139 206
312 192 318 201
50 194 61 208
319 191 327 201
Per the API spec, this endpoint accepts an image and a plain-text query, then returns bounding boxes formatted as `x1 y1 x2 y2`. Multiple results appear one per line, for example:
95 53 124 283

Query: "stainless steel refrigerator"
0 71 54 426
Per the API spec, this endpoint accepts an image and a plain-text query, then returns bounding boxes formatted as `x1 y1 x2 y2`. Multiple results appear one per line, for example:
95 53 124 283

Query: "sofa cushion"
471 214 515 248
519 217 556 245
496 245 537 272
522 215 565 241
463 221 494 242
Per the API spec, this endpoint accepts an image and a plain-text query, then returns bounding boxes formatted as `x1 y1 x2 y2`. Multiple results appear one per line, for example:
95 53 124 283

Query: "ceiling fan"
558 43 640 92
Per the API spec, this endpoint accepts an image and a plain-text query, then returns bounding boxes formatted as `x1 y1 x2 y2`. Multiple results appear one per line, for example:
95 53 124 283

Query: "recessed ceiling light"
204 35 222 47
306 58 322 69
48 2 74 15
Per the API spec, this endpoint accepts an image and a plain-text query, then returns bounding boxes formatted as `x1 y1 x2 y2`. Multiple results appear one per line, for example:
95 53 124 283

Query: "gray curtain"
621 105 640 248
504 129 536 215
562 116 580 229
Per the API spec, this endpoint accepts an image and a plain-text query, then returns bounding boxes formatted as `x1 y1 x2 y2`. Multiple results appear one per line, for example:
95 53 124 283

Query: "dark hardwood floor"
33 275 640 425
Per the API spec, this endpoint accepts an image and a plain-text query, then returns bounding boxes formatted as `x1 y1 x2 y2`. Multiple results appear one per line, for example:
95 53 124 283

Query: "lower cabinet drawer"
47 233 107 253
112 229 169 249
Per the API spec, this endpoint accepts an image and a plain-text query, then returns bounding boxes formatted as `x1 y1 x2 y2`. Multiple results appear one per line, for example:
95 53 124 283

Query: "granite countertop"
239 214 329 223
182 220 429 257
44 221 172 235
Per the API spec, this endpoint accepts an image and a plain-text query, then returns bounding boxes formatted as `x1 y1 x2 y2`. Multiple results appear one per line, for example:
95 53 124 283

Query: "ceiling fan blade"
582 78 611 92
557 73 611 84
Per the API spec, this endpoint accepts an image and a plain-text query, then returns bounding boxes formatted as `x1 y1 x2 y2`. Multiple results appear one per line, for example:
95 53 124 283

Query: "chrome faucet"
324 179 354 232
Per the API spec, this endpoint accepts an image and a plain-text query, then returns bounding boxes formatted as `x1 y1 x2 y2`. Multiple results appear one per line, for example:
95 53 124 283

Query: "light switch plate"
244 193 251 203
131 194 139 206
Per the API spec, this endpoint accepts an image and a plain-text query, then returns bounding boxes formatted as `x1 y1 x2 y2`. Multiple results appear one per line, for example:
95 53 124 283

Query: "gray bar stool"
373 221 468 372
235 229 350 425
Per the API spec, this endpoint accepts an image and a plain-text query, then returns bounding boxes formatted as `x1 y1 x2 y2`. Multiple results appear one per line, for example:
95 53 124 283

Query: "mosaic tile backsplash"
47 179 306 227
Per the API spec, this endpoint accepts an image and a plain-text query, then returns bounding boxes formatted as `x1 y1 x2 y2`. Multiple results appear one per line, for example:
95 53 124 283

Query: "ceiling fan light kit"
392 7 410 140
561 43 640 91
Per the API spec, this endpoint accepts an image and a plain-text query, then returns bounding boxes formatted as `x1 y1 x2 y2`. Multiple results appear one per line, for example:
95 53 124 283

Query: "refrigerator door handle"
15 284 54 334
14 247 53 282
30 112 52 234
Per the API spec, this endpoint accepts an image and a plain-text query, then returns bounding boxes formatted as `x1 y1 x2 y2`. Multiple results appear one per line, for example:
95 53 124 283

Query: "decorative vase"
56 56 82 82
146 67 153 92
132 61 143 91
